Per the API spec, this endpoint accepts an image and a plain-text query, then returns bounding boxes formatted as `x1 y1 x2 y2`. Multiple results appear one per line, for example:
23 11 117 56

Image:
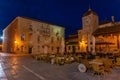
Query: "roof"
18 16 65 28
4 16 65 31
99 20 111 25
93 24 120 36
95 41 115 45
65 34 78 41
83 9 97 17
65 41 78 45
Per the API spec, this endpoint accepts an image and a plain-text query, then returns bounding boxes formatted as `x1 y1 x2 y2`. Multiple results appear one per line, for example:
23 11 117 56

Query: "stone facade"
66 8 99 54
65 34 80 54
78 8 99 53
3 17 65 54
0 41 2 51
66 8 120 54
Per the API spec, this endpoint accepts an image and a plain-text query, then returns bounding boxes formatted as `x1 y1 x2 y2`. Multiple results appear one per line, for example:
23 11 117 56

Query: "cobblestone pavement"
1 52 120 80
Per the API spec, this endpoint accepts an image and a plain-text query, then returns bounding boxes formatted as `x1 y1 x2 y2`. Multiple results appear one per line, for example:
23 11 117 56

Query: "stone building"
93 21 120 53
3 16 65 54
78 8 99 54
65 8 98 54
65 33 80 54
66 8 120 54
0 41 2 51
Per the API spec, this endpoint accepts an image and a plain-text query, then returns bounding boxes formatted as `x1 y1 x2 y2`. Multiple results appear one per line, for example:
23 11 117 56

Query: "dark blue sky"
0 0 120 38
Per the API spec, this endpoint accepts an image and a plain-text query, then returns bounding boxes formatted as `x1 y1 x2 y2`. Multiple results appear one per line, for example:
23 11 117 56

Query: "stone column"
61 37 65 54
87 34 91 52
117 35 120 49
44 46 48 54
92 36 95 54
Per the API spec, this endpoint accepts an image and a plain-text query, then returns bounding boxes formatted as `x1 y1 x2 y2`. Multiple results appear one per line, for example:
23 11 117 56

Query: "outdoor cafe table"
89 61 103 65
89 60 104 74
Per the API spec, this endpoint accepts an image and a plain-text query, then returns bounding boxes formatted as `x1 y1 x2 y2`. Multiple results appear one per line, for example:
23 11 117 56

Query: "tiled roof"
65 34 78 41
83 9 97 17
99 21 111 25
18 16 65 28
93 24 120 36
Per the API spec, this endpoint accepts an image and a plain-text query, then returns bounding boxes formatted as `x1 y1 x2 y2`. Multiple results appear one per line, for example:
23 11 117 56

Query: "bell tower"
82 8 99 33
81 8 99 53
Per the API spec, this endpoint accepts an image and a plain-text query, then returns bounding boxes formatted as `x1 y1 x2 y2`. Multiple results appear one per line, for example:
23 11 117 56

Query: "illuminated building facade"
66 8 120 54
93 22 120 53
0 41 2 51
3 17 65 54
65 33 80 54
78 8 99 54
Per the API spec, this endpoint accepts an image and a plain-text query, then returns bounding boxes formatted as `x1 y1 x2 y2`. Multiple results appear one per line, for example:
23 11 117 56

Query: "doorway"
28 47 32 54
72 46 76 53
57 47 60 54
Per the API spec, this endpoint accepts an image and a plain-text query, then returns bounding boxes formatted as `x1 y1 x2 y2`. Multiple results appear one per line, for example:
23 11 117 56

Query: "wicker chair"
116 57 120 66
91 63 104 75
91 56 104 75
103 57 112 73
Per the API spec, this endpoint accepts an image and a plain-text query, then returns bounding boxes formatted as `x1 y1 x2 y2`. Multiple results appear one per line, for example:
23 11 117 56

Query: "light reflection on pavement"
0 61 8 80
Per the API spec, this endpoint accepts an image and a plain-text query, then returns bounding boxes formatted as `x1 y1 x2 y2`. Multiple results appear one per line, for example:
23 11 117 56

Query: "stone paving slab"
0 53 31 57
1 53 120 80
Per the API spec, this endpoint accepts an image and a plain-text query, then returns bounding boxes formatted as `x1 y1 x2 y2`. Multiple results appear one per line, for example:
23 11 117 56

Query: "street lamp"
79 40 85 52
14 41 17 43
14 40 19 51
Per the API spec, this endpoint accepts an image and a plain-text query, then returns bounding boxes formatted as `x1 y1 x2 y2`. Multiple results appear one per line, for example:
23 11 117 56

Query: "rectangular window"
78 46 80 50
57 37 59 41
51 47 54 51
29 25 33 31
21 34 25 41
21 46 24 52
37 36 40 43
68 46 71 50
38 46 40 52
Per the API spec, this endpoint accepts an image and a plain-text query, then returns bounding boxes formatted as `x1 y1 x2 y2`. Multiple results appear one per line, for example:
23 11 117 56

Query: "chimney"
111 16 115 22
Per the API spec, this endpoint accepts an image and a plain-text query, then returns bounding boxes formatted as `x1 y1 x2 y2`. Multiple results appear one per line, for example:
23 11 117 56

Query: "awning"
95 41 115 45
85 41 115 45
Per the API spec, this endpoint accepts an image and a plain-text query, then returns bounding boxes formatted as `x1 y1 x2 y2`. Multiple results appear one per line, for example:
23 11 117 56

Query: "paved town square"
0 0 120 80
0 53 120 80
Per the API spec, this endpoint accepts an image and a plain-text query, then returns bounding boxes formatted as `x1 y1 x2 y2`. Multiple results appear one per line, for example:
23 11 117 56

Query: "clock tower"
82 8 99 33
80 8 99 53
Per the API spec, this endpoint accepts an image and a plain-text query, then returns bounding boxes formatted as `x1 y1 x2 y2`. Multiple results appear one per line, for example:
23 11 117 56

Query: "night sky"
0 0 120 40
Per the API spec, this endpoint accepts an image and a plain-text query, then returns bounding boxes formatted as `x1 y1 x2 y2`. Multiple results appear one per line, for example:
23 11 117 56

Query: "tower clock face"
83 17 91 26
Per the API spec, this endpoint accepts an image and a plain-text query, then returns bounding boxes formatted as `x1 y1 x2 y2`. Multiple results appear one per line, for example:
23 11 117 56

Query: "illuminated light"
80 40 85 44
14 41 19 45
14 41 17 43
79 40 86 52
0 36 3 40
